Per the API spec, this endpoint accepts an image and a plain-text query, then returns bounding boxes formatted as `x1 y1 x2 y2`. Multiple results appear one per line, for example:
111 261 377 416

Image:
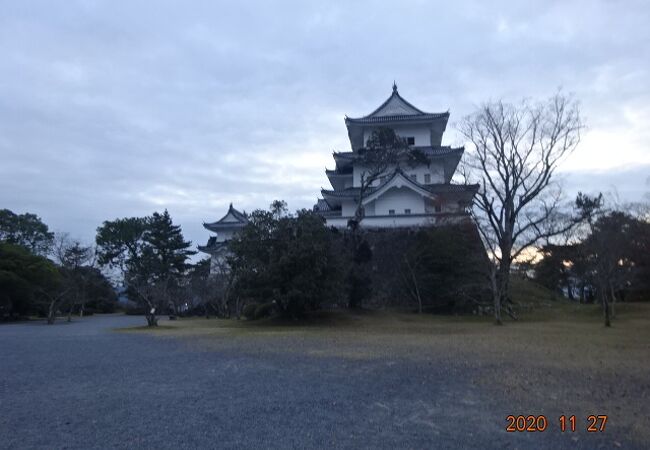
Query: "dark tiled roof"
198 237 228 253
422 146 464 157
313 199 331 212
321 187 364 198
203 203 248 230
346 85 448 124
321 168 478 199
426 183 479 194
325 168 353 176
346 112 449 124
333 146 462 160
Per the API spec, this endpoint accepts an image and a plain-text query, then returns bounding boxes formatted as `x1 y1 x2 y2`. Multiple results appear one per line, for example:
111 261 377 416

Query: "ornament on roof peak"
392 81 398 93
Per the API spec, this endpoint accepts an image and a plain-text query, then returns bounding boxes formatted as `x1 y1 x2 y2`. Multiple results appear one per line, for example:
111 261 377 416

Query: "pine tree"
138 210 196 323
142 210 195 281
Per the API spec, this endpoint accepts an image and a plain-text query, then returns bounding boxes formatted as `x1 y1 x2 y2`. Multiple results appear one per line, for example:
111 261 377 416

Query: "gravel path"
0 315 636 449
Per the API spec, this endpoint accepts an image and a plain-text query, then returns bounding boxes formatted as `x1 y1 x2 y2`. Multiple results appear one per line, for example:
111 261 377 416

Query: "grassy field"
122 279 650 444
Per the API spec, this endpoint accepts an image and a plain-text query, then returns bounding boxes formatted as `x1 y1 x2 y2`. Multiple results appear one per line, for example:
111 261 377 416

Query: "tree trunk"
489 267 502 325
47 300 56 325
145 305 158 327
609 283 617 318
600 288 611 327
405 258 423 314
495 256 513 325
235 296 241 320
145 312 158 327
567 278 574 301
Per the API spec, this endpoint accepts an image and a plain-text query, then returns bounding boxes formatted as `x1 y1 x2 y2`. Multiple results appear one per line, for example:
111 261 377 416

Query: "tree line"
3 91 648 327
534 195 650 326
0 210 116 323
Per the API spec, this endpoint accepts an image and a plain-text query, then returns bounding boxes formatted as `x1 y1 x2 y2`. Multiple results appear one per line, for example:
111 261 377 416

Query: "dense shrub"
242 303 260 319
359 224 489 312
226 201 489 316
0 243 60 319
254 302 275 319
229 208 343 318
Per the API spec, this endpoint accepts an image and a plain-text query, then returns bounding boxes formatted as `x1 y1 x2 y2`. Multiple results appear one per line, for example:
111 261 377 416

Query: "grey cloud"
1 0 648 252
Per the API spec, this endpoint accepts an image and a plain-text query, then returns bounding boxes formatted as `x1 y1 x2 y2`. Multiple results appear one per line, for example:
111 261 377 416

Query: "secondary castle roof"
203 203 248 233
198 236 229 254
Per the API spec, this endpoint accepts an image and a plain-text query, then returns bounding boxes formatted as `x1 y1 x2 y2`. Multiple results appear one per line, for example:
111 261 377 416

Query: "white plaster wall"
372 187 425 215
399 164 444 184
362 124 430 147
425 197 464 214
443 201 459 213
215 229 235 242
325 214 470 229
352 163 367 187
341 199 357 217
353 162 445 187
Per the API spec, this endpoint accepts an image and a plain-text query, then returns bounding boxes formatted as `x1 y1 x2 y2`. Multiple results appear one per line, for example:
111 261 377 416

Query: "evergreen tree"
141 210 195 281
0 209 54 255
0 243 61 319
96 217 148 276
229 205 342 318
96 211 194 326
136 210 195 324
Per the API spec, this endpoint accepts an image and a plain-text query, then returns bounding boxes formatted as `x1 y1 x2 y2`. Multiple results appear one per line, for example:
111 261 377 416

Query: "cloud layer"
1 0 649 250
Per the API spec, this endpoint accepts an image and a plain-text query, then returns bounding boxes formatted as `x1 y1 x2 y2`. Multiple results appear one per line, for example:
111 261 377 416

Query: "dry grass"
121 282 650 444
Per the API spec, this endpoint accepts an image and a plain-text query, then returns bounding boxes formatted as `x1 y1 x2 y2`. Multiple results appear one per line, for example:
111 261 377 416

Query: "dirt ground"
126 297 650 448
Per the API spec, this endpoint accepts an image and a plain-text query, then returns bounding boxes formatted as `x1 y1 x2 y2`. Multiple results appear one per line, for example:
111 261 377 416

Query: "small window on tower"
405 209 411 214
388 209 395 215
406 137 415 145
424 174 431 184
409 174 417 181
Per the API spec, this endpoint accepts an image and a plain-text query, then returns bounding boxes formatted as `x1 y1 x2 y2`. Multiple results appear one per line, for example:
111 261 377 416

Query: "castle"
200 85 478 268
314 83 477 227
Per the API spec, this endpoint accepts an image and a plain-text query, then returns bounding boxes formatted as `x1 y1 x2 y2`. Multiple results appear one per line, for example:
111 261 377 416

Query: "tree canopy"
95 210 194 326
229 205 342 318
0 242 61 318
0 209 54 255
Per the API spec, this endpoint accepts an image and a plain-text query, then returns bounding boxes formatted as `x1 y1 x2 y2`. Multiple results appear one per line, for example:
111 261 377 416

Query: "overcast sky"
1 0 649 253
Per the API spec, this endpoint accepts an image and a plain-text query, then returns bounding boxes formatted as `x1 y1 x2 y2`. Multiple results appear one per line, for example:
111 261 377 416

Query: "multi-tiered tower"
314 84 478 228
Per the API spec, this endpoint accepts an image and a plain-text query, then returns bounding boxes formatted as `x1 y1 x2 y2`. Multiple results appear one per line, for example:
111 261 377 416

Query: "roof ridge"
362 89 426 118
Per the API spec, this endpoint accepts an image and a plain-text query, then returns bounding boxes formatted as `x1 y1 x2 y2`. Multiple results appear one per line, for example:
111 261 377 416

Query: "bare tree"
344 128 429 309
458 93 583 324
581 208 643 327
188 256 235 318
42 288 71 325
401 249 425 314
211 256 237 318
51 233 96 320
